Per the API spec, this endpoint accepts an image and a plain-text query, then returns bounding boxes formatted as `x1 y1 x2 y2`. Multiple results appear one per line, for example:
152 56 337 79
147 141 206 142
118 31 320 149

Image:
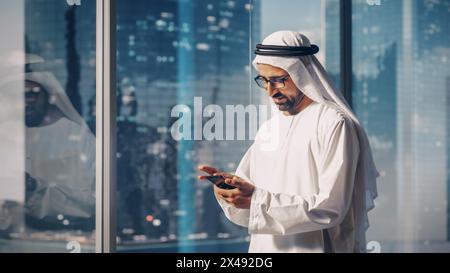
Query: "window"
115 0 339 252
2 0 449 253
116 0 254 252
0 0 96 253
349 0 450 252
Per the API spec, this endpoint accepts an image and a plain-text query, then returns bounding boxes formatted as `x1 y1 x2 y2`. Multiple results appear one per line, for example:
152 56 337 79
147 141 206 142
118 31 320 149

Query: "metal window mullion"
340 0 353 108
96 0 117 253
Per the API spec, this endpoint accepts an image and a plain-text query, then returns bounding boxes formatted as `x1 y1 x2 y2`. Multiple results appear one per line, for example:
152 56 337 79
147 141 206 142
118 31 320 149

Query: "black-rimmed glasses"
254 75 290 90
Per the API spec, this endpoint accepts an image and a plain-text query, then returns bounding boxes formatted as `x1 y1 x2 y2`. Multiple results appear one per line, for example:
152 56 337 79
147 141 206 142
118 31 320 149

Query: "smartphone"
204 175 236 190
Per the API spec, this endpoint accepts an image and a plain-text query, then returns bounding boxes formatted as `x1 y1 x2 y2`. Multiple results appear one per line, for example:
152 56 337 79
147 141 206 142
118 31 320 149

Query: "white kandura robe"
26 117 95 220
216 101 361 253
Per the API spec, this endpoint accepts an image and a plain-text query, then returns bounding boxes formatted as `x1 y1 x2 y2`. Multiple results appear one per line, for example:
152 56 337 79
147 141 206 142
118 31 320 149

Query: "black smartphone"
204 175 236 190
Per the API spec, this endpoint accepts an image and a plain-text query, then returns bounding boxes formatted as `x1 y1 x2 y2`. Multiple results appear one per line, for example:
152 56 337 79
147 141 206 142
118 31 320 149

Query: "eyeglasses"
254 75 290 90
25 86 42 93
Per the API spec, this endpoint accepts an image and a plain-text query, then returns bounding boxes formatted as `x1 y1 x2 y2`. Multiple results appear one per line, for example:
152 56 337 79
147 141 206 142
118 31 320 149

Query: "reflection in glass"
0 0 96 252
343 0 450 252
116 0 336 252
116 0 258 252
24 64 95 231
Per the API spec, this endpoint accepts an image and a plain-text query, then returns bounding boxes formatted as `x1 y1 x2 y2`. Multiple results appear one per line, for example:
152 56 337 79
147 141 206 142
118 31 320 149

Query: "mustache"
272 93 286 99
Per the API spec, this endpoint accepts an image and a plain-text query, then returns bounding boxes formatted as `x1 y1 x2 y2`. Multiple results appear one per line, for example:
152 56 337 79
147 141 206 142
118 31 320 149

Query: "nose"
266 84 280 98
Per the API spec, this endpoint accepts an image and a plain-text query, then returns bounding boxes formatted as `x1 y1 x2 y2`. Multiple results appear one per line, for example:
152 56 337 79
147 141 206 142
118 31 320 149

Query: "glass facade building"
115 0 259 252
329 0 450 252
0 0 450 253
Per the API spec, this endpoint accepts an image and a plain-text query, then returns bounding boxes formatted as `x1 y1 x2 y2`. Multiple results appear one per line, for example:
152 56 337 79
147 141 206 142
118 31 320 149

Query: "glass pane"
116 0 253 252
116 0 338 252
352 0 450 252
261 0 340 82
0 0 96 253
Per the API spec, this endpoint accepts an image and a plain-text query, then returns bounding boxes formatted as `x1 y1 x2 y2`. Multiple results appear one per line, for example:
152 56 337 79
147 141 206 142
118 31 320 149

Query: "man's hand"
198 165 255 209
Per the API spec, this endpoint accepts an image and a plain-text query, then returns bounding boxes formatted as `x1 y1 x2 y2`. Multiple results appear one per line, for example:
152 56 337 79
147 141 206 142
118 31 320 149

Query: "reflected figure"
23 56 95 231
116 86 152 237
115 90 180 241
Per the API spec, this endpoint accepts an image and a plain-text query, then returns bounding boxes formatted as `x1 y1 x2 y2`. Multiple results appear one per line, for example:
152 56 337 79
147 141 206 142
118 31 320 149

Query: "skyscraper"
326 0 450 251
116 0 260 251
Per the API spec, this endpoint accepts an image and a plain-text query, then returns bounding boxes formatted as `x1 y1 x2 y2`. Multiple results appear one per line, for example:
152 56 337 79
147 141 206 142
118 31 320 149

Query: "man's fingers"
216 187 239 198
220 177 243 190
221 196 244 206
217 189 233 198
212 172 233 179
197 165 219 175
212 173 243 187
222 197 234 204
226 177 242 188
198 165 216 174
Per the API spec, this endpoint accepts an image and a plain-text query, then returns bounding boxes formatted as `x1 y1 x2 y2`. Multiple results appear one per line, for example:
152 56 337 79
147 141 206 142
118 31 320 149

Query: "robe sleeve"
248 117 360 235
214 144 254 227
26 126 96 219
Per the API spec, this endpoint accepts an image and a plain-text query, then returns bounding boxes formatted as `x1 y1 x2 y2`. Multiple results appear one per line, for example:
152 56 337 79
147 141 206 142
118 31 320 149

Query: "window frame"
94 0 352 253
95 0 117 253
340 0 352 107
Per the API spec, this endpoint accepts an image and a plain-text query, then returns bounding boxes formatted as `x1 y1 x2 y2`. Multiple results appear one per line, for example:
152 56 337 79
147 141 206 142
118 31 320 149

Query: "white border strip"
96 0 117 253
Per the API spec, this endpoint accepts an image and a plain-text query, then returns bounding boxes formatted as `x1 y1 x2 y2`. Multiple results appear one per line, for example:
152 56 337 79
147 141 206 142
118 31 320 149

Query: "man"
23 66 96 231
198 31 379 253
0 54 96 232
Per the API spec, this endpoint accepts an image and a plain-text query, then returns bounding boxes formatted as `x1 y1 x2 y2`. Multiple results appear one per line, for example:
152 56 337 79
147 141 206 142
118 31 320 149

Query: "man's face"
25 80 49 127
256 64 304 112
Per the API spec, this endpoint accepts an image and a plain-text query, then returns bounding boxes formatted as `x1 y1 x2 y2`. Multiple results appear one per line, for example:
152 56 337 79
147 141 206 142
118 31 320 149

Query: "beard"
273 91 305 112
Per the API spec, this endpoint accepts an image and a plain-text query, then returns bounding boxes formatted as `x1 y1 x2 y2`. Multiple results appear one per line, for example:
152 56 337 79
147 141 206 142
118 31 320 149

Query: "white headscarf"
253 30 379 251
0 53 90 130
0 54 95 220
